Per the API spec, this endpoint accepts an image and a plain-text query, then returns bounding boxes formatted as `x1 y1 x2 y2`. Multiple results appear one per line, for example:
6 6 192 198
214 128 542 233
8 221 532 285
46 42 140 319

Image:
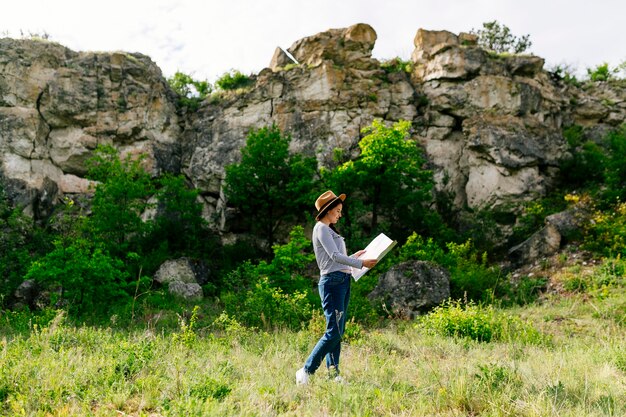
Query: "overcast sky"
1 0 624 82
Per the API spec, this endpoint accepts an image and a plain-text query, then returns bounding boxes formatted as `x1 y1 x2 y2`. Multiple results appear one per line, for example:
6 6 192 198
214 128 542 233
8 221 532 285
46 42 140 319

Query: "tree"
224 124 317 248
167 71 211 110
328 120 437 243
471 20 532 54
86 145 154 259
149 173 215 258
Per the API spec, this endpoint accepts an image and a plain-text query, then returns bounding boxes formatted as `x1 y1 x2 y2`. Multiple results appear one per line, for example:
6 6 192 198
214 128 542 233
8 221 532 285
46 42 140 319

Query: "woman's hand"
354 250 367 258
362 259 378 269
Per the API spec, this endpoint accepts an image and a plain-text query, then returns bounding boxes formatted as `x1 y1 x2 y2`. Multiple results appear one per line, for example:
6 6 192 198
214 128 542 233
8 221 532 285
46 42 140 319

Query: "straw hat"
315 190 346 221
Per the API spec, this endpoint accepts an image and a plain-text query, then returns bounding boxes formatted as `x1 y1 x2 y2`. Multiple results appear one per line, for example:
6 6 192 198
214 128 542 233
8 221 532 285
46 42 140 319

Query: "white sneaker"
334 375 346 384
296 368 309 385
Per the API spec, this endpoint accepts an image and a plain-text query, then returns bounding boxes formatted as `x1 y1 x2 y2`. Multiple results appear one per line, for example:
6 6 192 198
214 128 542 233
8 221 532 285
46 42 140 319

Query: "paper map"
351 233 397 281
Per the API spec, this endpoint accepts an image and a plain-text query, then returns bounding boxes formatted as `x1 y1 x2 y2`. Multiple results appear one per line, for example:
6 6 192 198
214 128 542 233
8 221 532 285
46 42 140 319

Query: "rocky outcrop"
0 38 181 218
369 260 450 318
0 26 625 241
411 29 572 211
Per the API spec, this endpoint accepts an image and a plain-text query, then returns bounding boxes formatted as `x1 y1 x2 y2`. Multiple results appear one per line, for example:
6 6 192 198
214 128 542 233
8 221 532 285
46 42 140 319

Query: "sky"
1 0 624 83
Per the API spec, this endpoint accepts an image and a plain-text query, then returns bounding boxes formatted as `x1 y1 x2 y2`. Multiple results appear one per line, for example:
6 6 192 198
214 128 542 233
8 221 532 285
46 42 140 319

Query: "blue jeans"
304 271 351 375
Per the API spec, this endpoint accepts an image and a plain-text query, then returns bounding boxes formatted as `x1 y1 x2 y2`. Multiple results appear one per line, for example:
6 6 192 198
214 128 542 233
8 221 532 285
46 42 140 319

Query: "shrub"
326 119 440 245
0 185 51 306
86 145 153 260
167 71 211 110
395 233 503 302
380 57 413 74
219 226 316 329
221 277 311 330
470 20 532 54
416 300 545 344
25 237 131 316
603 125 626 203
560 129 607 187
215 70 253 91
583 203 626 257
587 63 618 82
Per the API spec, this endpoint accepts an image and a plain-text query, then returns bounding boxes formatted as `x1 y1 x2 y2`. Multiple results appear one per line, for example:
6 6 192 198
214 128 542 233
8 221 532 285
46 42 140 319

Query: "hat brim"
315 194 346 221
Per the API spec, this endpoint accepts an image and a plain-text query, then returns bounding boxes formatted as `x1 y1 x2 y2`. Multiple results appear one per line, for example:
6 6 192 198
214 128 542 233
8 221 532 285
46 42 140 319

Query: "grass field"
1 279 625 416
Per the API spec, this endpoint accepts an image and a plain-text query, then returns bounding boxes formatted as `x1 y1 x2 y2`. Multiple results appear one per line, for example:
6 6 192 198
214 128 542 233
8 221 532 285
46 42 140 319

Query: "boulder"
168 281 203 301
13 279 39 308
286 23 377 69
154 258 209 300
508 223 561 266
369 261 450 318
545 209 586 239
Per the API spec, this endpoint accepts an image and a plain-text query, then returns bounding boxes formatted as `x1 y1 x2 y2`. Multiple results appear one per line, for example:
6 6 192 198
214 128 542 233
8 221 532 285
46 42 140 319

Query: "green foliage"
215 69 253 91
416 300 545 344
26 237 130 315
86 145 153 259
150 174 211 258
470 20 532 54
396 233 503 302
224 124 317 247
559 258 625 298
221 277 312 330
172 305 200 348
328 119 440 245
0 185 51 306
167 71 211 110
380 57 413 74
550 64 581 87
189 378 232 401
583 205 626 257
586 63 618 82
21 146 219 317
560 124 626 203
602 125 626 203
220 226 316 329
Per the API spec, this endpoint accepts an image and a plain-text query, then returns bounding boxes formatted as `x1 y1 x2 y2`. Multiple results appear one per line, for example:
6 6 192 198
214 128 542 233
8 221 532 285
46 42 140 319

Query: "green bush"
470 20 532 54
380 57 413 74
215 70 253 91
222 277 311 330
0 185 52 306
416 300 545 344
167 71 211 110
220 226 316 329
583 204 626 257
395 233 503 302
603 125 626 203
25 237 131 316
325 119 441 246
587 63 618 82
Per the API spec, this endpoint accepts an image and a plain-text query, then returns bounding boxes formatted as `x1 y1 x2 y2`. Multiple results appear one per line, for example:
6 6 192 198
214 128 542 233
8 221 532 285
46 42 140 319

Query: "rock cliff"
1 25 624 238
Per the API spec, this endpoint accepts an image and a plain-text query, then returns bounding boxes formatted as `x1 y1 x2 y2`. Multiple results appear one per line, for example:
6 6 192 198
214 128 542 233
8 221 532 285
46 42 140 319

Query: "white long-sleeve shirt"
312 222 363 276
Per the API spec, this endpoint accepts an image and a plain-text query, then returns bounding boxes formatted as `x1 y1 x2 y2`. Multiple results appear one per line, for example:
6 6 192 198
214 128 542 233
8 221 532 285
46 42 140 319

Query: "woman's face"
324 203 343 224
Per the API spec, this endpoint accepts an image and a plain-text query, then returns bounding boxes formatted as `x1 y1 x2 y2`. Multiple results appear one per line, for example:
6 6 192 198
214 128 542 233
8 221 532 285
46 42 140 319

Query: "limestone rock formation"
0 38 181 219
0 26 625 245
369 260 450 318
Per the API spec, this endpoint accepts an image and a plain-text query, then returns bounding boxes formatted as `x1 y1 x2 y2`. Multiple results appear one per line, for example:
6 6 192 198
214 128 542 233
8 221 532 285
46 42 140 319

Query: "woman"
296 190 378 385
